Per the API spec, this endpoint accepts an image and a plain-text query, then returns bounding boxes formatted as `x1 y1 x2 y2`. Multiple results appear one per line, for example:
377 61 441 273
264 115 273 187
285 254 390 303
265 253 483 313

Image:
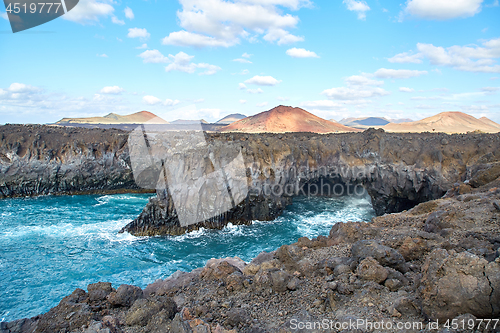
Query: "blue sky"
0 0 499 124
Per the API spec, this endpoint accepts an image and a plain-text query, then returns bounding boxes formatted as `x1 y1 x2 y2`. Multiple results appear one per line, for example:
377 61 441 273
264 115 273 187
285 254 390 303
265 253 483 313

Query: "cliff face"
0 125 141 198
123 129 500 236
2 125 499 236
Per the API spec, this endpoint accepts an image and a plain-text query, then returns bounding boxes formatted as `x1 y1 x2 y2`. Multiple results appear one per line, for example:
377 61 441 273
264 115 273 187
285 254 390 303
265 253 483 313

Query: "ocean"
0 193 375 322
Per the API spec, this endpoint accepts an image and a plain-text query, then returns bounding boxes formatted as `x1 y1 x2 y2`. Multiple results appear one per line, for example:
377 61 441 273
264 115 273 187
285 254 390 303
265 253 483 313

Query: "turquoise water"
0 193 375 322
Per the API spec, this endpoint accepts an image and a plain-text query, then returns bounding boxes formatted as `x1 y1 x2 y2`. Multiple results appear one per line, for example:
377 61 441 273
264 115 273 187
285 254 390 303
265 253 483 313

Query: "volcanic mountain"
479 117 500 130
216 113 247 124
56 111 168 125
221 106 360 133
338 117 414 129
382 112 500 134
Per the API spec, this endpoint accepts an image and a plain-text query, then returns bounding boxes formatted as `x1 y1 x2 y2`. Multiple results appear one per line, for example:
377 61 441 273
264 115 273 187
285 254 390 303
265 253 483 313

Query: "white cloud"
374 68 428 79
415 104 435 109
263 28 304 45
165 99 181 106
239 99 247 104
277 96 290 101
143 95 180 106
247 88 264 94
161 0 307 48
322 87 390 100
388 38 500 73
319 72 391 103
138 50 170 64
415 39 500 73
97 53 108 58
136 44 148 49
387 52 424 64
111 16 125 25
343 0 370 20
196 63 222 75
100 86 124 94
401 0 483 20
124 7 134 20
63 0 114 24
1 11 8 20
286 47 319 58
164 52 221 75
143 95 162 105
127 28 150 40
345 75 383 86
239 83 247 89
245 75 281 86
242 53 252 58
8 83 40 93
233 58 253 64
399 87 415 92
256 102 269 107
162 31 235 48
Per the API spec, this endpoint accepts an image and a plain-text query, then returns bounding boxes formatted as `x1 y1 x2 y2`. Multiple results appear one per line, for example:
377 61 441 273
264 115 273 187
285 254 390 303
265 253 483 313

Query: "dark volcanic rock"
419 249 500 321
3 125 500 237
351 240 406 271
123 130 500 236
6 179 500 332
107 284 144 307
0 124 144 198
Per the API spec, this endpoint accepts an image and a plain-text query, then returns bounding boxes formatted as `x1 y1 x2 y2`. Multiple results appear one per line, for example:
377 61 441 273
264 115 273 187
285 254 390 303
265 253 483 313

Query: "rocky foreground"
3 176 500 333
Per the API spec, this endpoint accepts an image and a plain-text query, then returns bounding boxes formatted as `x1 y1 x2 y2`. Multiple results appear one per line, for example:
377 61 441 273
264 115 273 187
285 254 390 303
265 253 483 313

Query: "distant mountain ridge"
216 114 247 124
382 112 500 134
338 117 413 129
221 106 360 133
56 111 168 125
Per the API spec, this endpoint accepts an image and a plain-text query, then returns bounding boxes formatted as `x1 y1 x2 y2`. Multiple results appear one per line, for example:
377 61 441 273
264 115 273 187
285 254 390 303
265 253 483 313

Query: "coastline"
3 178 500 333
2 124 500 332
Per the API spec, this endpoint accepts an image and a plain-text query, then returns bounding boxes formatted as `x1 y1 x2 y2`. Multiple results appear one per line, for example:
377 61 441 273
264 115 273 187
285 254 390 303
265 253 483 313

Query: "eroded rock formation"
2 125 500 236
0 125 142 198
123 128 500 236
5 178 500 332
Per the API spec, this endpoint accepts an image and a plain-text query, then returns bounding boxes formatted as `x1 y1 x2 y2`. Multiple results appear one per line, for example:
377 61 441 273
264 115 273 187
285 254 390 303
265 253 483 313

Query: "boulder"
270 269 292 292
356 257 388 284
351 240 405 271
125 295 177 326
87 282 114 302
328 222 366 244
107 284 144 307
419 249 500 321
397 237 431 261
200 260 242 283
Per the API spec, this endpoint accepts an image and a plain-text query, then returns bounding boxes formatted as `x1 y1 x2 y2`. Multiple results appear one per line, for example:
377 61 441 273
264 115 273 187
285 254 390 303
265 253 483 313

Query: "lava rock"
356 257 388 284
107 284 144 307
419 249 500 321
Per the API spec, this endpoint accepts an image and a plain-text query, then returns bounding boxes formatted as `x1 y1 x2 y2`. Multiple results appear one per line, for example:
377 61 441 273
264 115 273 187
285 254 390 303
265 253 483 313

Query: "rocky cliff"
2 125 500 237
5 178 500 333
123 129 500 236
0 125 143 198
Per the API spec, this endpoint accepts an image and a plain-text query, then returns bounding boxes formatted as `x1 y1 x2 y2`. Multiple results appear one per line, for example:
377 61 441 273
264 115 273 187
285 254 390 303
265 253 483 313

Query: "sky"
0 0 499 124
